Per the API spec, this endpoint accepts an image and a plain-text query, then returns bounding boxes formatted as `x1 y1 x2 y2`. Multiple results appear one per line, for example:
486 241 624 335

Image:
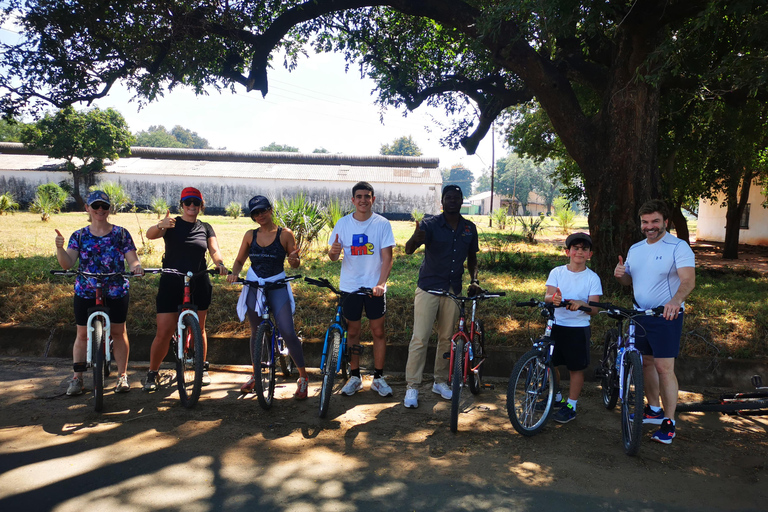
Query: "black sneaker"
143 371 158 392
553 403 577 424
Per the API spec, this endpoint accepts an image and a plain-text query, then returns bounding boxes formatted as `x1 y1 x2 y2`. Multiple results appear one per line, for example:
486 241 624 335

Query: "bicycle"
50 269 137 412
589 301 671 455
234 274 302 410
425 289 505 432
676 374 768 416
506 299 588 436
304 276 372 419
145 267 220 408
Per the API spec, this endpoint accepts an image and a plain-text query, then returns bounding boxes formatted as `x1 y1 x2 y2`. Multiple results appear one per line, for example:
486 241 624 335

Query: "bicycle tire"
677 399 768 413
104 340 113 379
252 323 276 410
468 320 485 395
601 329 620 410
92 318 106 413
507 347 554 436
176 314 204 409
450 339 465 433
621 351 644 456
319 328 342 418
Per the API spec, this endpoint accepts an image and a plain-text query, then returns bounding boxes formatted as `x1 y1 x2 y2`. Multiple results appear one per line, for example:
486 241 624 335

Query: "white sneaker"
66 376 84 396
404 388 419 408
432 381 452 400
370 377 393 397
201 371 211 386
340 375 363 396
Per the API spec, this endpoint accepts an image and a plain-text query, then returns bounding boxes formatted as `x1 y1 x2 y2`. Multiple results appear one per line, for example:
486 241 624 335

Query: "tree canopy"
380 135 422 156
442 164 473 197
20 106 133 207
2 1 767 282
134 125 211 149
260 142 299 152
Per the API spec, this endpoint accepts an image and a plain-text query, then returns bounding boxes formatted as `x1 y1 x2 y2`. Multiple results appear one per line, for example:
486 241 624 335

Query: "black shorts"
156 273 212 314
550 324 591 371
73 294 130 326
342 293 386 322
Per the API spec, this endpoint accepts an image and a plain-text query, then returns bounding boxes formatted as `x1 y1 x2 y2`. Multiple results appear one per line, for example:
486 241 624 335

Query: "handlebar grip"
304 277 329 287
578 306 591 312
588 301 612 309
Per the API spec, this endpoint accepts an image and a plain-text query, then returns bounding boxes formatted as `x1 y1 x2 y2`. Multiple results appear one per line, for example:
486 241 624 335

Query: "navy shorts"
156 273 212 313
633 312 684 358
74 293 130 326
550 324 591 371
342 293 386 322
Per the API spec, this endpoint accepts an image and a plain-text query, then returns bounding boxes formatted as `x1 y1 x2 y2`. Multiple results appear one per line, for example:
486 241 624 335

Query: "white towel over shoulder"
236 268 295 322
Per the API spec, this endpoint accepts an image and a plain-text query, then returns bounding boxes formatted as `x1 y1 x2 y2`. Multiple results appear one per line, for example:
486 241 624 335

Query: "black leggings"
246 285 305 368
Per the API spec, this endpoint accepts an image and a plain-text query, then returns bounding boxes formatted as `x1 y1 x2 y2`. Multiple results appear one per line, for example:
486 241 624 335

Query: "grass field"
1 211 765 359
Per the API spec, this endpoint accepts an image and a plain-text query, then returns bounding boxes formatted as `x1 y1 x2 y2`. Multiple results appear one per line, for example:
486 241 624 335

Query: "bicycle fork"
86 310 112 366
176 309 199 363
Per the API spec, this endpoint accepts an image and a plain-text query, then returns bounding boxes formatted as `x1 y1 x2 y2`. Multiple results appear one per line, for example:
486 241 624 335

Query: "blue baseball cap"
248 195 271 214
86 190 110 206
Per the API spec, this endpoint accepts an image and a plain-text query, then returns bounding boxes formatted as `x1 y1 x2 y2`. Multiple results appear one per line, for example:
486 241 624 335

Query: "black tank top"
249 227 286 278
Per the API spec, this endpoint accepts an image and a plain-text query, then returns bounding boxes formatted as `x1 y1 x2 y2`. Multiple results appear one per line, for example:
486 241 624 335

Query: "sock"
567 398 577 411
350 368 361 378
650 405 662 413
373 368 383 379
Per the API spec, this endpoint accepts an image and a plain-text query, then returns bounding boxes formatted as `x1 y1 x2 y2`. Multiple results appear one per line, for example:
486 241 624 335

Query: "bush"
29 183 67 221
518 215 545 243
324 197 349 229
225 201 243 219
90 181 131 213
0 192 20 215
491 208 509 229
552 197 576 234
410 208 425 223
273 193 326 255
149 197 169 218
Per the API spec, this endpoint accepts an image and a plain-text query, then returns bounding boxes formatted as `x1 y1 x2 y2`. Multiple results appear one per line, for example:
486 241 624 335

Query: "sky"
0 18 503 179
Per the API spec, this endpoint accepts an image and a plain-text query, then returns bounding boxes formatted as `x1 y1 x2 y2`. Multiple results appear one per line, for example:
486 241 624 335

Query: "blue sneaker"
651 419 676 444
630 405 665 425
553 403 576 424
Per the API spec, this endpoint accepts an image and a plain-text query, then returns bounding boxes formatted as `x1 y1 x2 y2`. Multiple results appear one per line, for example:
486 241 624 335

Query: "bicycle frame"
320 301 347 374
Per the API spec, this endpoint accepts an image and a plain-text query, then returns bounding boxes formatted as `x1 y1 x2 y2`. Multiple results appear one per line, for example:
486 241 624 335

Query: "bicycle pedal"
442 352 451 360
752 375 763 388
482 383 495 390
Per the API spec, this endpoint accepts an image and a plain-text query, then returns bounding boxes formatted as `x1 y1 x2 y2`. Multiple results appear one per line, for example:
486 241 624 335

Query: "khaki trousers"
405 287 460 389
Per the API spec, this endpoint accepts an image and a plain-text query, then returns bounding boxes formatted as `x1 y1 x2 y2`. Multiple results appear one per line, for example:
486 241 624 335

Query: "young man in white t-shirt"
615 199 695 444
329 182 395 397
544 232 603 424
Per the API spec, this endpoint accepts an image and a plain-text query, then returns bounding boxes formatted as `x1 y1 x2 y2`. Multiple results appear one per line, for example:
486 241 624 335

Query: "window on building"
740 203 750 229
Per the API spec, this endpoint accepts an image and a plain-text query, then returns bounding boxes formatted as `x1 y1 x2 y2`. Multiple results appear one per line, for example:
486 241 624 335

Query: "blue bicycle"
304 277 371 418
236 275 301 410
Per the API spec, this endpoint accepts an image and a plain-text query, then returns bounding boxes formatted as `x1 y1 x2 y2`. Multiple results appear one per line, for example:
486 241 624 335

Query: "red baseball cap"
181 187 203 202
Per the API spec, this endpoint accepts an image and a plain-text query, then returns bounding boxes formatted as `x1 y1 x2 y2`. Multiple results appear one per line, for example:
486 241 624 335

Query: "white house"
0 143 443 216
697 178 768 246
466 190 549 216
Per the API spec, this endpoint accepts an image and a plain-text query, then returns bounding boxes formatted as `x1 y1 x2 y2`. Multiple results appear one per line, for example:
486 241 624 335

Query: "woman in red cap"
143 187 228 392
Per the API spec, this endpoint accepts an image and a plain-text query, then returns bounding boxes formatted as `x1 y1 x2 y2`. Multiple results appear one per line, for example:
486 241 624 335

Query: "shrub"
0 192 20 215
29 183 67 221
225 201 243 219
410 208 425 223
518 215 545 243
553 196 576 234
149 197 169 218
273 193 326 255
491 207 509 229
90 181 132 213
324 197 349 229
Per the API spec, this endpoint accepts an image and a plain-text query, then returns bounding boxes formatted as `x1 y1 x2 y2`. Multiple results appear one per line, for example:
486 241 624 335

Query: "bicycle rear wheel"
601 329 619 410
252 323 276 410
450 339 465 433
319 328 342 418
176 314 204 409
507 347 554 436
92 318 106 413
468 321 485 395
621 351 644 456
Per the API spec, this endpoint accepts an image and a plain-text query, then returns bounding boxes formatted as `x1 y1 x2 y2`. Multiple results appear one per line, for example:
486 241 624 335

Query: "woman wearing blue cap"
227 195 309 399
54 190 144 396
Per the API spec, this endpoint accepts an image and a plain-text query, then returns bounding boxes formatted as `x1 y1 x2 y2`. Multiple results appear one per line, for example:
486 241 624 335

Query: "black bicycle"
677 374 768 415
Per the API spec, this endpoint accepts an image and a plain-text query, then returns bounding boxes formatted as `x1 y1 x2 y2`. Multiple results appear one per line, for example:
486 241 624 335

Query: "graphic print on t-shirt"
350 233 375 256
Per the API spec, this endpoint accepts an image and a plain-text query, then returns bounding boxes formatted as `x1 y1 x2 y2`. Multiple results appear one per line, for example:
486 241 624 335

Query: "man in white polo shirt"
615 199 695 445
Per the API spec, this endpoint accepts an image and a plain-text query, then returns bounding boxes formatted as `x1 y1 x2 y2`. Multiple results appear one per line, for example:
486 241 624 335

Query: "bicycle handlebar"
588 301 669 317
515 298 590 313
143 267 221 277
50 269 138 278
304 276 372 296
427 289 506 302
236 274 302 289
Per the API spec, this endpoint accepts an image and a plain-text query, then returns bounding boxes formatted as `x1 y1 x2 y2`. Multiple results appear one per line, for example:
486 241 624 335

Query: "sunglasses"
90 202 110 211
252 208 270 216
182 199 202 207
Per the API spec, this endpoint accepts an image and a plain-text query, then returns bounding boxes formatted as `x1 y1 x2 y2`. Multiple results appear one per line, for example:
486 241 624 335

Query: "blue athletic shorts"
633 312 684 358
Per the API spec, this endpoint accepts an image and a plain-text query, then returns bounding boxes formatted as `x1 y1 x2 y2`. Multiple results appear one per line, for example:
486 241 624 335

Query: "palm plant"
324 197 350 229
553 197 576 234
91 181 131 213
0 192 20 215
225 201 243 219
149 197 169 218
273 193 326 255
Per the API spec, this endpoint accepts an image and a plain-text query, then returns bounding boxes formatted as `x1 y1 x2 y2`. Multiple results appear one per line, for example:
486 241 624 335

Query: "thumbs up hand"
412 220 426 244
288 247 300 267
54 229 65 249
552 287 562 306
614 255 626 278
329 233 342 259
157 209 175 230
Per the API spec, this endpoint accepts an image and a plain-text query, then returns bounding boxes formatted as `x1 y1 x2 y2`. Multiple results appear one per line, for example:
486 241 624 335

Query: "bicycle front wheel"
507 347 554 436
319 328 341 419
176 314 204 409
450 339 465 433
601 329 619 410
92 318 106 413
104 340 113 379
252 323 276 410
468 321 485 395
621 351 644 456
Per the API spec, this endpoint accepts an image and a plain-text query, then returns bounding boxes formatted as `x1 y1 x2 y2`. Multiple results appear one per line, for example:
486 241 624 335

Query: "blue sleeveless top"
249 227 286 278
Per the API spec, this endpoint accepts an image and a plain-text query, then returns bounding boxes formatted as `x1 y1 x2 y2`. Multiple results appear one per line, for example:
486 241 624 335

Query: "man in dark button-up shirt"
402 185 480 409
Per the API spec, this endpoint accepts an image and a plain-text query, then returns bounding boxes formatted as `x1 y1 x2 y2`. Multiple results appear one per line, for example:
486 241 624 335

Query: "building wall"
0 170 72 203
697 180 768 246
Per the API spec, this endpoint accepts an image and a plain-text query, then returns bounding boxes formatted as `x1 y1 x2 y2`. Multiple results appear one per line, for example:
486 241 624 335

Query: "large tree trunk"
669 205 690 245
722 171 755 260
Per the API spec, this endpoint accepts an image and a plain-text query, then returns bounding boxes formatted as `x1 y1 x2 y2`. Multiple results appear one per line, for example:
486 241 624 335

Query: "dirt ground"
0 357 766 511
